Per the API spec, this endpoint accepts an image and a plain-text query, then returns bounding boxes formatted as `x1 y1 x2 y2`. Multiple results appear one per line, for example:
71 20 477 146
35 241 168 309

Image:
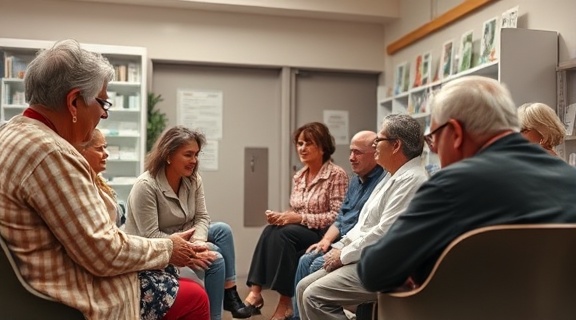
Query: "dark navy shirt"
334 165 386 238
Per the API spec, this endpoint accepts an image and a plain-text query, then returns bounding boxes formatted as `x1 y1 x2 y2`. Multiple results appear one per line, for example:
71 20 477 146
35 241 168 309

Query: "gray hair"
381 114 424 160
518 102 565 148
25 39 114 110
145 125 206 178
429 76 519 137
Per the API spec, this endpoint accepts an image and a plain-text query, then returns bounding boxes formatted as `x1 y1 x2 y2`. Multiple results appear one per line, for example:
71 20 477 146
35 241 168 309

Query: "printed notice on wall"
323 110 349 145
199 140 218 171
177 89 223 140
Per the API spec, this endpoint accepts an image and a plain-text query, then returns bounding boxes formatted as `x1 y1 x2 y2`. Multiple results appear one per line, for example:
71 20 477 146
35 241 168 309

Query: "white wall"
383 0 576 91
0 0 386 73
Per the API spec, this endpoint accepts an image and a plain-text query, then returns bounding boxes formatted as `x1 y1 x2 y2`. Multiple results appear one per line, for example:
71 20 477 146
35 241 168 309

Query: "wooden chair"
377 224 576 320
0 235 85 319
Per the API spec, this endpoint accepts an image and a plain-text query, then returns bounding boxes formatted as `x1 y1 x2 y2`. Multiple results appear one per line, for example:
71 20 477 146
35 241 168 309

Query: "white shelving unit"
556 58 576 163
378 28 558 173
0 38 147 201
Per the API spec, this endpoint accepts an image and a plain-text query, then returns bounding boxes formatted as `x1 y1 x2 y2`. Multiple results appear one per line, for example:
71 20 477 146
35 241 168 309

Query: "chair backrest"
0 234 85 320
377 224 576 320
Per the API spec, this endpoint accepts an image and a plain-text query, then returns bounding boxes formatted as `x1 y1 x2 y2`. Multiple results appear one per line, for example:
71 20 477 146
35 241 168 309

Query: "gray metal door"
291 69 379 176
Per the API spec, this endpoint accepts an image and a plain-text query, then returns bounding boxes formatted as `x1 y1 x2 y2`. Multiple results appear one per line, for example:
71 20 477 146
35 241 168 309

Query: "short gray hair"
429 76 519 137
25 39 114 110
381 114 424 160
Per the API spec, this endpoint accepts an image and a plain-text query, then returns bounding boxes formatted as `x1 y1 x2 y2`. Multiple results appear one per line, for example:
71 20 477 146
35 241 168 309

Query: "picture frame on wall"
413 54 423 88
479 17 498 65
458 30 474 73
501 6 519 28
440 40 454 79
402 62 411 93
422 52 431 85
394 62 407 95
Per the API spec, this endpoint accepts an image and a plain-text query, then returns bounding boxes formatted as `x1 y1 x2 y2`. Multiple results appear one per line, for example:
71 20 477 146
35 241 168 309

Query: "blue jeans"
292 251 325 320
181 222 238 320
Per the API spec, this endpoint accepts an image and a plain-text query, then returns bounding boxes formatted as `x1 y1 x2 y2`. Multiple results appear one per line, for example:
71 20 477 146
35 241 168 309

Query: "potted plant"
146 92 167 152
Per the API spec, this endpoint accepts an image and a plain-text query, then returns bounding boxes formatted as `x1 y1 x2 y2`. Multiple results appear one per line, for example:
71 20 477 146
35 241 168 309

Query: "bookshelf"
556 58 576 163
378 28 558 173
0 38 147 201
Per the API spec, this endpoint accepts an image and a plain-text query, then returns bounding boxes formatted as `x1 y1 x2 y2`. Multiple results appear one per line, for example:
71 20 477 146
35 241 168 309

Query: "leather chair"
0 235 85 319
377 224 576 320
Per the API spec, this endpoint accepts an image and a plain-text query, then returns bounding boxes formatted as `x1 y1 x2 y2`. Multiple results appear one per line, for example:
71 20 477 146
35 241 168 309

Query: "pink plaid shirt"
291 161 349 229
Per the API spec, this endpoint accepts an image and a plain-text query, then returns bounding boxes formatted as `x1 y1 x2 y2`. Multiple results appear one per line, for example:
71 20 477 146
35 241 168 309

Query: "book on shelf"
113 95 124 109
127 63 139 83
107 145 120 160
4 54 33 79
119 121 138 136
128 94 140 110
119 147 137 160
118 64 127 82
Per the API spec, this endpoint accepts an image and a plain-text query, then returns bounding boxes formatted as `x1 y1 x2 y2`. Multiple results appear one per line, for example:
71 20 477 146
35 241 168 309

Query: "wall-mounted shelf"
378 28 558 174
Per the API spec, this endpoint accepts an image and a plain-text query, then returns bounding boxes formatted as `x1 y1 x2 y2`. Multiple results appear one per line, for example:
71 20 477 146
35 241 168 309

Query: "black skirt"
246 224 323 297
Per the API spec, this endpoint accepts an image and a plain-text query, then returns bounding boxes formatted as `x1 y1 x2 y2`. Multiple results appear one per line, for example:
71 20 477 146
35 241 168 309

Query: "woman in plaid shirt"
244 122 349 320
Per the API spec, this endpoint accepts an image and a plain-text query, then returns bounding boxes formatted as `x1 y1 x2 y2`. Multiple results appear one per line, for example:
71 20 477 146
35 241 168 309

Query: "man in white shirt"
296 114 429 320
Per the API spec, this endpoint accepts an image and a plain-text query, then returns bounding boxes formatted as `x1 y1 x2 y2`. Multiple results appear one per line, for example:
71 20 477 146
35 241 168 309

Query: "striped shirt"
291 161 349 229
0 116 173 320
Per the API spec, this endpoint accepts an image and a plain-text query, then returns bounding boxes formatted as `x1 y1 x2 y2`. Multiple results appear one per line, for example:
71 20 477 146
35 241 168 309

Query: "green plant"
147 93 167 152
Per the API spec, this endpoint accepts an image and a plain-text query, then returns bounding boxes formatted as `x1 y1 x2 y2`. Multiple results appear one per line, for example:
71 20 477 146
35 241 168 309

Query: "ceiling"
63 0 400 24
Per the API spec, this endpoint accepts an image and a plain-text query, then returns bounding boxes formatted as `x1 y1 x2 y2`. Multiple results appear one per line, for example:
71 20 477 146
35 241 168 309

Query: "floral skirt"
139 265 180 320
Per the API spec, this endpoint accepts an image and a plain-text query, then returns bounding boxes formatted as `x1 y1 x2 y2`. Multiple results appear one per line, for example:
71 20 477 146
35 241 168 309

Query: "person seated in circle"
125 125 251 320
517 102 565 157
79 128 125 227
244 122 349 320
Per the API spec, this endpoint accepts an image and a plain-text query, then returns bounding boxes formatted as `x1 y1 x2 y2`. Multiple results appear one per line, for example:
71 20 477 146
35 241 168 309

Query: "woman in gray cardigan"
125 125 250 320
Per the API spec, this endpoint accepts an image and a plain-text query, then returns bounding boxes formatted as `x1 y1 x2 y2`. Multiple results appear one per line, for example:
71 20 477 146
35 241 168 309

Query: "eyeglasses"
373 137 396 146
350 149 375 156
95 97 113 111
424 122 450 152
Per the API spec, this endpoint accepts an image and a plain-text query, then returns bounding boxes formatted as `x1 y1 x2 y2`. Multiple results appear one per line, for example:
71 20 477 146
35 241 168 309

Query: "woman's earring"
72 116 77 123
167 160 171 165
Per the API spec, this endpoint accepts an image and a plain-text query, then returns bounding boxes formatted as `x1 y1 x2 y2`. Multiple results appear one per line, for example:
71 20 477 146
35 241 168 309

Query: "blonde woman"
517 102 565 156
80 128 124 227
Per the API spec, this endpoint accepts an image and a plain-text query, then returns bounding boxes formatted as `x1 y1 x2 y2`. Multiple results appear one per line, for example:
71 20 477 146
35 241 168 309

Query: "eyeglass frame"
95 97 113 111
373 136 397 146
424 122 450 152
350 149 376 157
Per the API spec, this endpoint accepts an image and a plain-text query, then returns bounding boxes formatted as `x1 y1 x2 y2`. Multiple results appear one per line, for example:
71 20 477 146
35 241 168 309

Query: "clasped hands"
168 228 218 270
265 210 302 226
322 248 343 272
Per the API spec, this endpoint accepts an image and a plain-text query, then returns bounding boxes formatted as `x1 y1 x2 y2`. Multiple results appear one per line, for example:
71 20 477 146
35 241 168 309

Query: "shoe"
224 286 252 319
243 294 264 316
270 307 293 320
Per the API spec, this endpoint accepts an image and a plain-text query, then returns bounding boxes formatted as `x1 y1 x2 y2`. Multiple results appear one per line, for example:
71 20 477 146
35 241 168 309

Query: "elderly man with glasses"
358 76 576 294
297 114 428 320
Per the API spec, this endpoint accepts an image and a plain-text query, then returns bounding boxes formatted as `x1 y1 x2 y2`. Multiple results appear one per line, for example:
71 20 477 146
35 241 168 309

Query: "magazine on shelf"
413 54 423 88
479 17 498 65
440 40 454 79
458 30 474 73
394 62 407 95
421 52 431 86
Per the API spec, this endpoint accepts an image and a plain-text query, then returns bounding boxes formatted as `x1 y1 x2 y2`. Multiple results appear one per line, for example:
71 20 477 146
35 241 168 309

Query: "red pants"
163 278 210 320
